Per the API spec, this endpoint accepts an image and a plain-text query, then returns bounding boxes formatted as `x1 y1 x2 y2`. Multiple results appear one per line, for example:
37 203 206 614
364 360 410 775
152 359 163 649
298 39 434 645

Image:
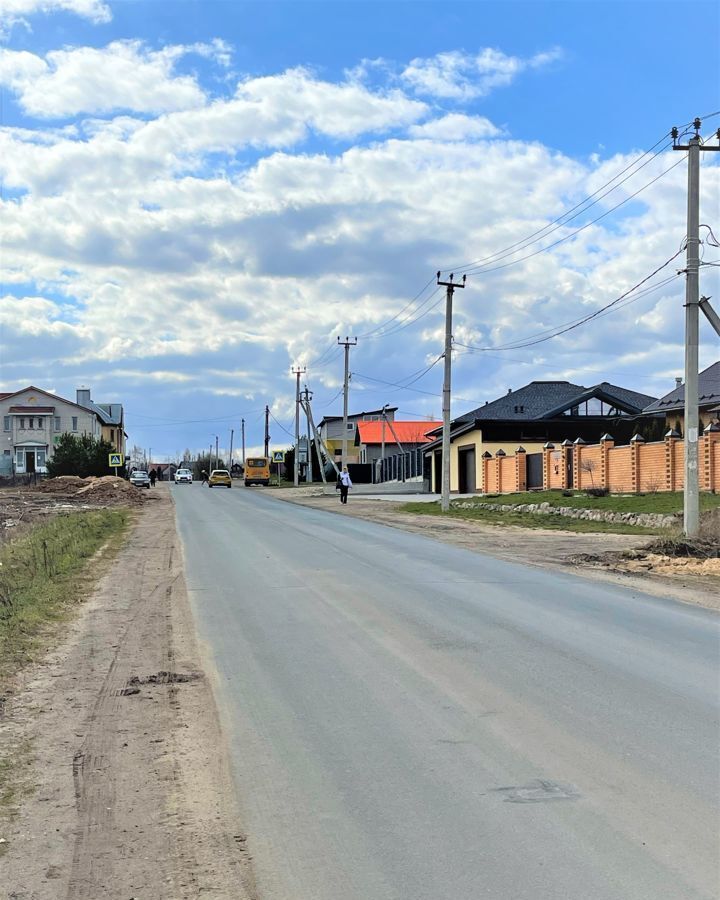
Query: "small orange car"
208 469 232 488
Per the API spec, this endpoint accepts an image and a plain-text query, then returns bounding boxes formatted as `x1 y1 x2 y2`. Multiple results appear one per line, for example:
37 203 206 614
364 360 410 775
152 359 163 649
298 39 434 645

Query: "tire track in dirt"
1 486 256 900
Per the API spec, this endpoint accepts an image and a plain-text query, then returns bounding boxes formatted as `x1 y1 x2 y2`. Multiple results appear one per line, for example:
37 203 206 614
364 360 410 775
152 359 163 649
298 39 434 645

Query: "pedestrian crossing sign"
109 452 124 467
272 451 284 463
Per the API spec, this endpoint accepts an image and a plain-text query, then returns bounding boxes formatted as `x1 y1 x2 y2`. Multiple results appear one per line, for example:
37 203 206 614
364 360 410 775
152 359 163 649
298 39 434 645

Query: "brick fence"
481 425 720 494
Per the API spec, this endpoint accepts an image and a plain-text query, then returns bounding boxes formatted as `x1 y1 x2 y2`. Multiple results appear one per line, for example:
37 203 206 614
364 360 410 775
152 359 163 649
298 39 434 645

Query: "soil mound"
35 475 149 505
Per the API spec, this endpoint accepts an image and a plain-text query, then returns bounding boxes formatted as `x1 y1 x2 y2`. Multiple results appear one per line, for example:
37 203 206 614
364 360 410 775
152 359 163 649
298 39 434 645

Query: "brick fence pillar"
701 422 720 491
600 434 614 491
496 449 506 494
664 429 680 492
573 437 586 489
516 446 527 492
543 442 554 490
561 439 573 489
482 451 492 493
630 433 644 493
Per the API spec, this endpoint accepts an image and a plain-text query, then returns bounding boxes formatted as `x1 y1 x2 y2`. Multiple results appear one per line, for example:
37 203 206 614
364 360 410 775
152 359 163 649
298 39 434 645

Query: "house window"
347 423 354 431
54 416 61 431
37 450 46 468
72 416 78 432
3 416 9 432
19 417 26 429
110 428 115 442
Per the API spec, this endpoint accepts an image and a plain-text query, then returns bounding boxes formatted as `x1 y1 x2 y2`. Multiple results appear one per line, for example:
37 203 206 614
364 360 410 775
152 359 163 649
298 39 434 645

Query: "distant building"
642 362 720 433
318 407 397 465
354 419 441 465
0 385 126 476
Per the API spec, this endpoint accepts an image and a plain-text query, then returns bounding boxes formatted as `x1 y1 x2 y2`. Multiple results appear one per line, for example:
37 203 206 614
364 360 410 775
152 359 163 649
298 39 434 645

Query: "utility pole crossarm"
699 296 720 337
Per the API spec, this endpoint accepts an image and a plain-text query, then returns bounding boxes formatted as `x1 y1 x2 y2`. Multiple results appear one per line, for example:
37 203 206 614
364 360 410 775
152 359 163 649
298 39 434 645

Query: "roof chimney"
507 388 512 394
675 377 682 387
76 387 92 408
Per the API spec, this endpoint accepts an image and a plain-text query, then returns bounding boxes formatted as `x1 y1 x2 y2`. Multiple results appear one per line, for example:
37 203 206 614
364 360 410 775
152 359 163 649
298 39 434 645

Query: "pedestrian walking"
201 469 209 486
149 468 157 486
338 466 352 504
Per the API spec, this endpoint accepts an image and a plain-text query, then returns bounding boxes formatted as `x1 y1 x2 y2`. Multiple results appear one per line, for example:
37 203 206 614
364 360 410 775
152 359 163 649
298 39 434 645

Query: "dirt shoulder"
1 485 255 900
269 490 719 611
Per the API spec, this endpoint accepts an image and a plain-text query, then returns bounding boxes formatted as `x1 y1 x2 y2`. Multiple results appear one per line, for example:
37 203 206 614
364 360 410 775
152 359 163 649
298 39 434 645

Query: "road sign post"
272 451 284 485
108 452 124 477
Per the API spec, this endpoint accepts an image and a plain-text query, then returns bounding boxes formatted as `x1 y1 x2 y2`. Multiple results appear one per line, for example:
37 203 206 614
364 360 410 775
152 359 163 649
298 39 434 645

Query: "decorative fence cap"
600 433 614 442
495 449 506 457
482 451 493 459
630 433 645 443
543 441 555 449
516 445 526 453
664 428 681 439
573 437 587 445
561 439 573 446
705 421 720 433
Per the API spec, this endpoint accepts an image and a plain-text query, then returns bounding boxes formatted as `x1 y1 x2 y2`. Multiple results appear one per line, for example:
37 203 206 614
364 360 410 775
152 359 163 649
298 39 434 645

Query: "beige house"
0 386 125 475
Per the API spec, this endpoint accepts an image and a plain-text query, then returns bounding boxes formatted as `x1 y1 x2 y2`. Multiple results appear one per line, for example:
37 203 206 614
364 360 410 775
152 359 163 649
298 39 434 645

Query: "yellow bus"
244 456 271 486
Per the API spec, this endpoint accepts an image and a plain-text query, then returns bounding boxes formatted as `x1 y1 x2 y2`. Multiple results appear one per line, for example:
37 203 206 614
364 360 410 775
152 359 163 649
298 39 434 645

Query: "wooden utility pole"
337 336 357 468
436 272 466 512
264 406 270 457
229 429 234 470
241 418 245 465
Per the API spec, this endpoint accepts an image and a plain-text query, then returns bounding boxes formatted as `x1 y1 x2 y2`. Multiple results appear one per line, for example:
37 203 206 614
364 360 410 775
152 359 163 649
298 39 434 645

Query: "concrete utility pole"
241 419 245 466
381 404 388 481
337 336 357 469
264 406 270 457
673 118 720 537
229 429 234 470
215 435 219 469
436 272 466 512
292 366 306 487
302 386 313 482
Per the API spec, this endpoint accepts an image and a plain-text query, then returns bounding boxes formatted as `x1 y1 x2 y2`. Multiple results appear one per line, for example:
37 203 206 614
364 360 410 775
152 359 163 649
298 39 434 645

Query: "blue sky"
1 0 718 460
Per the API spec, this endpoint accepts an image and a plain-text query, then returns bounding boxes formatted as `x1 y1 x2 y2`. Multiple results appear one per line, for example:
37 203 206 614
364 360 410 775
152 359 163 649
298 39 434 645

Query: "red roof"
356 420 441 445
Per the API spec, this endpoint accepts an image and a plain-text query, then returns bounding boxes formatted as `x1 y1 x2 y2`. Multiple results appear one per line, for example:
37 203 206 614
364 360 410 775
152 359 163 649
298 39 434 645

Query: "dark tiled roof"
457 380 655 422
643 362 720 413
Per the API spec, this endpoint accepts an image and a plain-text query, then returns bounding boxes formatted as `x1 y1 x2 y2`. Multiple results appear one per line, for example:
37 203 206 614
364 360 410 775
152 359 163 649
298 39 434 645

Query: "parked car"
208 469 232 488
130 470 151 489
174 468 193 484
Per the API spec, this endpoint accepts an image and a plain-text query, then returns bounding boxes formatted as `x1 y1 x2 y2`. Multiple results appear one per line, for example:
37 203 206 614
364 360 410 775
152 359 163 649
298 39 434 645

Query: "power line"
455 249 686 353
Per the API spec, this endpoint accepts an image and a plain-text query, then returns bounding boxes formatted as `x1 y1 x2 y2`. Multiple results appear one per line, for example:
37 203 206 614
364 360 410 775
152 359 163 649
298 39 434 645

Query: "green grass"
452 490 720 515
0 509 129 679
398 501 661 534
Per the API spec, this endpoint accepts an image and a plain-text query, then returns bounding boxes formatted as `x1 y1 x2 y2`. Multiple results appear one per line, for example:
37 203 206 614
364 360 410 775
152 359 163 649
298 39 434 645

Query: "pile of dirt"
35 475 150 505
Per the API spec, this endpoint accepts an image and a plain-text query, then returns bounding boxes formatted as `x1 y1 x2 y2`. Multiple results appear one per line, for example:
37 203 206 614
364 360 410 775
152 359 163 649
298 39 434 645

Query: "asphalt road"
173 483 720 900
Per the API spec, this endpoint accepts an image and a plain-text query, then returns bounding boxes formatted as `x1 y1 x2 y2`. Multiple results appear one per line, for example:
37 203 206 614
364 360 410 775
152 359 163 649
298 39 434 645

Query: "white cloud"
401 47 562 100
408 113 501 141
1 49 717 455
0 0 111 37
0 40 227 117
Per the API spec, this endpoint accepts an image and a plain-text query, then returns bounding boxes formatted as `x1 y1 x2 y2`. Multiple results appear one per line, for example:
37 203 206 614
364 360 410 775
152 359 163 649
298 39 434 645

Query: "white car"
175 468 193 484
130 470 151 489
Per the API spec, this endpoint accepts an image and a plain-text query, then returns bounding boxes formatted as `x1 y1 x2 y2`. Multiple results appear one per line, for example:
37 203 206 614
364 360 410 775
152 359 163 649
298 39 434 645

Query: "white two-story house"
0 386 104 475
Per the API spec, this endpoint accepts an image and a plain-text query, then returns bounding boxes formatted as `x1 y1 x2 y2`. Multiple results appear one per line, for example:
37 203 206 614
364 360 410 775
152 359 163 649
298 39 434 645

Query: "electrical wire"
269 409 295 439
454 249 686 353
445 137 674 276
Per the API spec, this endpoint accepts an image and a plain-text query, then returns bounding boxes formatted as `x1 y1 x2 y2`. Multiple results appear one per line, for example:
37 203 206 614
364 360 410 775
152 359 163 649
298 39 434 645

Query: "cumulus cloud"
408 113 502 141
401 47 562 100
0 40 232 116
0 0 111 38
1 46 717 455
